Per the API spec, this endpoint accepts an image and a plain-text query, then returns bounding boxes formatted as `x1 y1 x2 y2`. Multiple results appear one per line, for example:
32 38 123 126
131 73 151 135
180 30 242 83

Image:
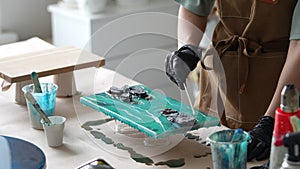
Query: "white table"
0 66 266 169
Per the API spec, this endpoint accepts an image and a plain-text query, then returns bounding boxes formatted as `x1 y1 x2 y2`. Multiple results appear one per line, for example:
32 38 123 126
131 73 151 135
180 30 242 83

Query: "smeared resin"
155 158 185 168
81 118 114 131
82 118 186 167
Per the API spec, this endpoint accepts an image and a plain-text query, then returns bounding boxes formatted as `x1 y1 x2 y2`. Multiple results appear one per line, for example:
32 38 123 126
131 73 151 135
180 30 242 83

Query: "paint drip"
81 118 114 131
83 119 186 167
155 158 185 168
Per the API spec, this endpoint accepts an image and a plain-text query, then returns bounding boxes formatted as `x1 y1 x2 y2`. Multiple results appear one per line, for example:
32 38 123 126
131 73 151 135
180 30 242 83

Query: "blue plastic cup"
206 130 250 169
22 83 58 130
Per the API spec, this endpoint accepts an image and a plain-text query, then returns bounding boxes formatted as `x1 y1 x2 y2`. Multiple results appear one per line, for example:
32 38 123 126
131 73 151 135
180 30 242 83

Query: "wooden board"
0 46 105 83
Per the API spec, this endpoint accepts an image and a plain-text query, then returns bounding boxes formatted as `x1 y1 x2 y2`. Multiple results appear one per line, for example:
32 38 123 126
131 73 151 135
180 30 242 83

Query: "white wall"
0 0 58 40
0 4 2 34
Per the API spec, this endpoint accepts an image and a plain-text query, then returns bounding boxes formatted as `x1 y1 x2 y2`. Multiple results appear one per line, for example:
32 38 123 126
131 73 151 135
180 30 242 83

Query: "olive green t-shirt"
175 0 300 40
174 0 215 16
290 1 300 40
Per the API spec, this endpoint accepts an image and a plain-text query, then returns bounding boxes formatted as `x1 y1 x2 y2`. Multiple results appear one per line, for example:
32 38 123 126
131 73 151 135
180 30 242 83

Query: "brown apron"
195 0 297 131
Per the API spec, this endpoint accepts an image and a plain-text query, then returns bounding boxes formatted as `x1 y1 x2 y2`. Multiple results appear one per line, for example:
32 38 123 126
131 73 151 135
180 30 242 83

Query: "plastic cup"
206 130 250 169
22 83 58 129
41 116 66 147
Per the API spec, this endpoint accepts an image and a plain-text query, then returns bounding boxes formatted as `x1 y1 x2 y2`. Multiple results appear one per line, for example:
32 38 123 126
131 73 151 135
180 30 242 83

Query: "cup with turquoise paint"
206 129 250 169
22 83 58 129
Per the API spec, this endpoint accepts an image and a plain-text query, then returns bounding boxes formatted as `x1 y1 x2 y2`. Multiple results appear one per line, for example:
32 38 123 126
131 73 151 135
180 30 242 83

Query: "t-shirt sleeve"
290 1 300 40
174 0 215 16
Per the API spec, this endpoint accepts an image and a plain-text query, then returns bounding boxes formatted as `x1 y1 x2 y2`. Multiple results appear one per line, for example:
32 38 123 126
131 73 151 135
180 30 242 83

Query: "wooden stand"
0 45 105 104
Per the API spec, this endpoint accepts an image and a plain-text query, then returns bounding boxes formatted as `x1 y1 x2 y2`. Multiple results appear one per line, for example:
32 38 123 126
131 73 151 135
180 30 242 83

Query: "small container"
22 83 58 129
41 116 66 147
206 129 250 169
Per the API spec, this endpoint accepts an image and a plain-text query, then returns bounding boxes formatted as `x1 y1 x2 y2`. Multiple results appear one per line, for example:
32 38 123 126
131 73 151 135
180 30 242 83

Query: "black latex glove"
247 116 274 161
165 44 201 90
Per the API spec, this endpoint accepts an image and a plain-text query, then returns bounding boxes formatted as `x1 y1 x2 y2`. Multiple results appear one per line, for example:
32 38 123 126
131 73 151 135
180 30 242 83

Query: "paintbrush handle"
24 92 51 124
31 72 42 93
183 83 196 116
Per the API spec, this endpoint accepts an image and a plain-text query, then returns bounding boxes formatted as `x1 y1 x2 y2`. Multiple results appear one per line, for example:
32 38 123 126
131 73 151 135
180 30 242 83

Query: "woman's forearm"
265 40 300 117
177 5 208 48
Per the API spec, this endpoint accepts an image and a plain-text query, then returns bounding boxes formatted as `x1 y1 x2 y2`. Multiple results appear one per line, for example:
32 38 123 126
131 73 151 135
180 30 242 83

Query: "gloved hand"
165 44 202 90
247 116 274 161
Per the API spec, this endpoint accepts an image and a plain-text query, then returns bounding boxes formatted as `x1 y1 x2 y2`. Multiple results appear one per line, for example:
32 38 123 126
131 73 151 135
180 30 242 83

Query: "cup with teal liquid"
22 83 58 129
206 129 250 169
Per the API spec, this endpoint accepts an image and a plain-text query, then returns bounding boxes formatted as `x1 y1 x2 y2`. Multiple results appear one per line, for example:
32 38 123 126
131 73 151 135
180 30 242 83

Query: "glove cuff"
256 116 274 129
178 44 202 60
177 44 202 71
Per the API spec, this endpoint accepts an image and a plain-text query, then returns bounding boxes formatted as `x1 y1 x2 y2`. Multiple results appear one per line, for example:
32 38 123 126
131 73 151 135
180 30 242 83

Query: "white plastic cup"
41 116 66 147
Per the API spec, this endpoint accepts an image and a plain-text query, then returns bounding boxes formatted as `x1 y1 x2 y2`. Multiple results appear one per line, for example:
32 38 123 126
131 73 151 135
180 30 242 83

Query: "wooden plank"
0 46 105 83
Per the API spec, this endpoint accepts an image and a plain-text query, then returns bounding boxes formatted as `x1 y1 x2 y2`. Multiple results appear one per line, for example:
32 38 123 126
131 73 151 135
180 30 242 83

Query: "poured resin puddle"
155 158 185 168
82 119 187 168
81 118 114 131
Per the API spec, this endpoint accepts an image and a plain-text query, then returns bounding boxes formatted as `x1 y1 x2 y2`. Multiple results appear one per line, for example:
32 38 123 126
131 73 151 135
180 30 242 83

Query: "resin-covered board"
80 85 220 138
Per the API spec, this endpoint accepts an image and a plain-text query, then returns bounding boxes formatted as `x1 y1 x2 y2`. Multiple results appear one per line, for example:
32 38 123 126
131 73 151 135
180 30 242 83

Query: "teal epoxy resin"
80 85 220 138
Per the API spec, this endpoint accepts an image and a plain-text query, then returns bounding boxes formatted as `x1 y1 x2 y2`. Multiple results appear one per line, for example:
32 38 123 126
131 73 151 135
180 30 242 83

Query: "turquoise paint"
80 85 220 138
22 83 58 129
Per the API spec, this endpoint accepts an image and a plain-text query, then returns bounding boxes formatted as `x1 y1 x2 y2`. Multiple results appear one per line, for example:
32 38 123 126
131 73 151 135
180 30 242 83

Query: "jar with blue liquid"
206 129 250 169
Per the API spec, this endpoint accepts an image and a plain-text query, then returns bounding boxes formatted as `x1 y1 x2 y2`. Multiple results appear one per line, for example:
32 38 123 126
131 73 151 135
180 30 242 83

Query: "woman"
165 0 300 162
